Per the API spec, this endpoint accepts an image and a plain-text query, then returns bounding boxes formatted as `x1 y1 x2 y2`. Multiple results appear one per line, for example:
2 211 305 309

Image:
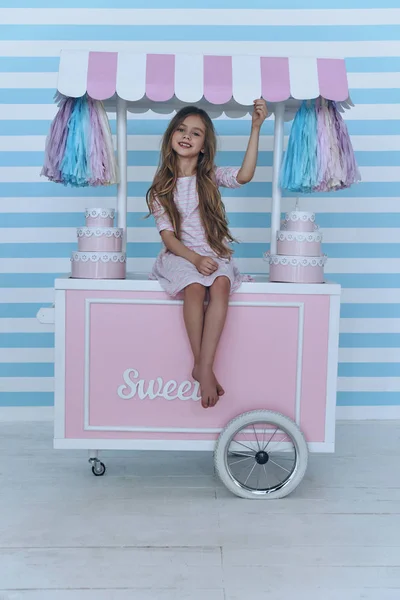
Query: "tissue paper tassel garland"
280 100 360 194
41 94 119 187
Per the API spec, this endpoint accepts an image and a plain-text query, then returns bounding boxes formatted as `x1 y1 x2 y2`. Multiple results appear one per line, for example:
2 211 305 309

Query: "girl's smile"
172 114 205 158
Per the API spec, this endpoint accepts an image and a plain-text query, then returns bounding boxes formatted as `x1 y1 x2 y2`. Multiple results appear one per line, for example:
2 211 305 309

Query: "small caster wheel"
91 461 106 476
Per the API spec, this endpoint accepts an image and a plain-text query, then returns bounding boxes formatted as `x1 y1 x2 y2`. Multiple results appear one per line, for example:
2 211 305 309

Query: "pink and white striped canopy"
57 50 351 116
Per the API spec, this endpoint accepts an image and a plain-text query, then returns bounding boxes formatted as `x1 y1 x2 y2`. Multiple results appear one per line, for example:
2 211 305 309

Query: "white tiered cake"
267 209 327 284
70 208 126 279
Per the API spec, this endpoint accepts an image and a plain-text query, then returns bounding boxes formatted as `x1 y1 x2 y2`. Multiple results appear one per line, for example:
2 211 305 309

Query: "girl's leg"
198 276 230 408
184 284 224 399
183 282 206 372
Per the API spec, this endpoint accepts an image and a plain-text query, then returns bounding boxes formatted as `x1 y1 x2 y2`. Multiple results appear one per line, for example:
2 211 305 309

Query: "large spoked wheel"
214 410 308 500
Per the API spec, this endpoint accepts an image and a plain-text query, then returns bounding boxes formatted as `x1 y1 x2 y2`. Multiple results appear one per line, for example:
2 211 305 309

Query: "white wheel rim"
223 419 301 497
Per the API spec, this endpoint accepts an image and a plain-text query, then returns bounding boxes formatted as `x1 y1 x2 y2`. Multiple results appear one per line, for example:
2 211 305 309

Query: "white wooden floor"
0 421 400 599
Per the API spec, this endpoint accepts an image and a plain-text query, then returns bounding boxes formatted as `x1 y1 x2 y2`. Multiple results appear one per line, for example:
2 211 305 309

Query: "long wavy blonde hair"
146 106 236 258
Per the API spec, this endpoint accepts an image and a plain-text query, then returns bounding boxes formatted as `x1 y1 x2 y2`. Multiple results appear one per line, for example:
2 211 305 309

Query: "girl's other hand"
194 255 218 276
252 98 268 129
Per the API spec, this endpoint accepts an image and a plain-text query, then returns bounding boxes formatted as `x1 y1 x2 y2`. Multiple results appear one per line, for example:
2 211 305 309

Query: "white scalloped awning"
57 50 352 118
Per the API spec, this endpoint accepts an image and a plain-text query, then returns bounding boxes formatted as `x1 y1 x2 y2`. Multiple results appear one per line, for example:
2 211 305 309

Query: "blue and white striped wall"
1 0 400 420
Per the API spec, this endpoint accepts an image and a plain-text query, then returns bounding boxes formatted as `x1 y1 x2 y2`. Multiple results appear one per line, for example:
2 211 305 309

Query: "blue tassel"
60 96 91 187
280 101 318 194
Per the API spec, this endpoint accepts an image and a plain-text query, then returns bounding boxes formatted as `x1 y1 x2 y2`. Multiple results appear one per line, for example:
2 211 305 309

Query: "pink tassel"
41 96 74 182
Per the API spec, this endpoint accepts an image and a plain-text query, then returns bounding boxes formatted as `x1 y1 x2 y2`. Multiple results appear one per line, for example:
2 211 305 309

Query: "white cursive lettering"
117 368 138 399
177 381 193 400
117 368 201 402
137 376 163 400
163 380 177 400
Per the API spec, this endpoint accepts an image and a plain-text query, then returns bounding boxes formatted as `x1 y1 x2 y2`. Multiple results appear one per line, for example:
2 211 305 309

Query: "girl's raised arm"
237 99 268 185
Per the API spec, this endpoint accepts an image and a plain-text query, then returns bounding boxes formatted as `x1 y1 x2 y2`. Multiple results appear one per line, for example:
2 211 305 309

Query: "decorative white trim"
54 274 342 296
281 221 319 231
54 289 66 439
54 437 333 453
295 303 304 426
83 298 305 433
84 208 115 220
284 210 315 222
77 227 123 239
265 254 327 267
2 407 399 426
54 439 216 451
277 230 322 243
325 293 341 445
71 252 126 263
84 298 91 434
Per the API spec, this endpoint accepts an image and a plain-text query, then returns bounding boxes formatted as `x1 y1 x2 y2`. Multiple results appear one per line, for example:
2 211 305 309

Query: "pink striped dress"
151 167 249 297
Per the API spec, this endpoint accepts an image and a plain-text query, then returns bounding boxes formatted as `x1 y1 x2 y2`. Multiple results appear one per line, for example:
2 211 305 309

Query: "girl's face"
171 114 206 159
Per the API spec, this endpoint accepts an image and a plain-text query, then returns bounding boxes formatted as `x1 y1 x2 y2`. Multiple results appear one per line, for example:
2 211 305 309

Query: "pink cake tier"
71 252 126 279
85 207 115 228
277 230 322 257
265 253 327 284
77 227 123 252
281 210 318 232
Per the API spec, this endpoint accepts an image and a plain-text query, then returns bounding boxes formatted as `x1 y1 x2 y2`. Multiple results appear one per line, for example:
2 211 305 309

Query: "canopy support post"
116 97 127 252
270 102 285 256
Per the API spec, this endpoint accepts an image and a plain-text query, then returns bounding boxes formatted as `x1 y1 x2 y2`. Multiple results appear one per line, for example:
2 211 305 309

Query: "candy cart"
37 52 355 499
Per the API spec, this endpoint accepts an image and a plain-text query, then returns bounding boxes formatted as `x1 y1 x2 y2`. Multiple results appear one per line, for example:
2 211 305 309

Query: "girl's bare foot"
197 367 219 409
192 365 224 397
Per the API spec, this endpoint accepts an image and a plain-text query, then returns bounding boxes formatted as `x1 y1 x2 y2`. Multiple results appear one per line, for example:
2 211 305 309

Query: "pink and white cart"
38 52 351 500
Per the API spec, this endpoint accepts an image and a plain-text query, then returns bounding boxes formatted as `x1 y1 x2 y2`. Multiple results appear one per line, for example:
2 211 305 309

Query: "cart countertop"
54 273 341 296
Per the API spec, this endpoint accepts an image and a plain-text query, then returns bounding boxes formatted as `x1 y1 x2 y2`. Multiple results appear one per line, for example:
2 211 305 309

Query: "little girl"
147 100 267 409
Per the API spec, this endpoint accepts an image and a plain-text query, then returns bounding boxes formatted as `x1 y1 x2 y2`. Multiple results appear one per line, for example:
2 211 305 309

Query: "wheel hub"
255 450 269 465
